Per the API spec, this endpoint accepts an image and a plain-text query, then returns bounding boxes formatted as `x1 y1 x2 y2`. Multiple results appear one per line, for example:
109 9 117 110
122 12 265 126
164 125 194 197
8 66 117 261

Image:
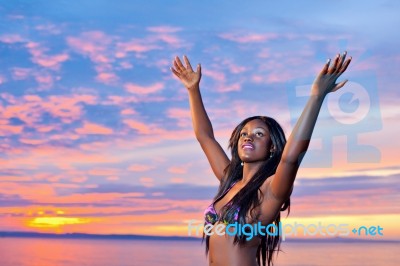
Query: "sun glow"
28 217 90 228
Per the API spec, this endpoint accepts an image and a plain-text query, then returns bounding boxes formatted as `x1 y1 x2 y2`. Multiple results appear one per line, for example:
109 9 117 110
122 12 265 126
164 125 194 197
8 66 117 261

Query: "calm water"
0 238 399 266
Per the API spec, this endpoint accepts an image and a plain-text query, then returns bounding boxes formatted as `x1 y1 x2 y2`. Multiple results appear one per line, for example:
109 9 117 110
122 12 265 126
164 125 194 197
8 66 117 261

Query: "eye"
256 132 264 137
240 132 247 137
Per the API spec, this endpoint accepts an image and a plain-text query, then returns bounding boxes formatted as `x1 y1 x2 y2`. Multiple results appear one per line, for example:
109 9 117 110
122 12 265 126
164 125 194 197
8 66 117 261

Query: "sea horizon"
1 231 398 243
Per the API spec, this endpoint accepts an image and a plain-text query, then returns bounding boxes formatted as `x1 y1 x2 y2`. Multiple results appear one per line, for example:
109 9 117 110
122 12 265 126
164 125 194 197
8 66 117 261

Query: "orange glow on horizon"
27 217 91 229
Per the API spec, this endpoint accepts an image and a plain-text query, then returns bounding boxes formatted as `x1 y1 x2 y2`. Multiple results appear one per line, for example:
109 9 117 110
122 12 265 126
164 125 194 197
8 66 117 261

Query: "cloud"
67 31 113 60
0 193 33 207
75 121 114 135
35 23 62 35
0 124 24 135
147 26 182 33
168 166 186 173
25 42 69 70
19 138 48 145
67 31 118 85
11 68 31 80
33 72 55 89
88 168 121 176
0 93 99 134
95 72 119 85
140 177 154 187
219 32 278 43
166 108 191 128
202 69 226 82
0 34 25 44
124 82 164 95
116 40 159 56
127 164 155 172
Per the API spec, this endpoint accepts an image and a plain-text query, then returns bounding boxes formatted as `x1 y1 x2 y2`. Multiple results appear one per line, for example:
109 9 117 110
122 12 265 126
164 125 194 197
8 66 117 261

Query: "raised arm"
170 56 230 181
269 51 352 200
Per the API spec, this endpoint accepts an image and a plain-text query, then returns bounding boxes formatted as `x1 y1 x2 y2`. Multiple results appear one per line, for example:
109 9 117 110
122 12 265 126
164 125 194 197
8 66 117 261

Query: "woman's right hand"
170 55 202 91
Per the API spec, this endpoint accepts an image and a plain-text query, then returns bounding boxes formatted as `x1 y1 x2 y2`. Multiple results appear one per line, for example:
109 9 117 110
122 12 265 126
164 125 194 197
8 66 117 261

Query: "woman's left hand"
311 51 352 97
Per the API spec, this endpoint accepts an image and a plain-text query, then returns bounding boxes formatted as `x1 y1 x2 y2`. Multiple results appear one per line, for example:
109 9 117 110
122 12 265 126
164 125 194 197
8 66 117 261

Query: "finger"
170 67 181 78
329 53 340 73
173 60 183 72
332 79 348 92
320 58 331 75
338 57 352 74
183 55 193 71
175 56 185 70
336 51 347 73
197 63 201 76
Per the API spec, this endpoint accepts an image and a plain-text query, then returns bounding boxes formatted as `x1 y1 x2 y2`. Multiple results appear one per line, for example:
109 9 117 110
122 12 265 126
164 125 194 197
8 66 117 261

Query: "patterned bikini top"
204 181 240 225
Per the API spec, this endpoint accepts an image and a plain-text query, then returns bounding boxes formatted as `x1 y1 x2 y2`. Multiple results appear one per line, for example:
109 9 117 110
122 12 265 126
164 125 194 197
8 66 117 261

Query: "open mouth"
242 143 254 150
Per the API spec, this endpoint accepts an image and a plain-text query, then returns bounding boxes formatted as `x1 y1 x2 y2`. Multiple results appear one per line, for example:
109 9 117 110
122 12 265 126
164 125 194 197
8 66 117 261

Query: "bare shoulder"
258 175 287 224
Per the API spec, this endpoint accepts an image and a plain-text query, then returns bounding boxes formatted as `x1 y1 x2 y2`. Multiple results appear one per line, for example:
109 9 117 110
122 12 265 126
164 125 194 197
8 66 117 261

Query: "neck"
241 161 263 184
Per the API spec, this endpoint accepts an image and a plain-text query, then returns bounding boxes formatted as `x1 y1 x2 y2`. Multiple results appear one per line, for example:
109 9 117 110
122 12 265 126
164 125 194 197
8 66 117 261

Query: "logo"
286 49 382 167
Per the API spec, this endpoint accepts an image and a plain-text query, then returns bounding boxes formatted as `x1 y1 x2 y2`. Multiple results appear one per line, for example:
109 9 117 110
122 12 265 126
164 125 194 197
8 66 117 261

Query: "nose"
244 135 253 142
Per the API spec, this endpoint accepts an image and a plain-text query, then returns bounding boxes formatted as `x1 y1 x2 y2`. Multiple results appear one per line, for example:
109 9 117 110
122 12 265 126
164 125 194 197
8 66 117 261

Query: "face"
238 119 273 163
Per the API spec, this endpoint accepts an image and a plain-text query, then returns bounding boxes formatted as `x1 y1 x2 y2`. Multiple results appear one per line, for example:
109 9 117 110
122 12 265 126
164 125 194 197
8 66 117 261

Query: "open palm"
311 51 352 97
171 55 202 91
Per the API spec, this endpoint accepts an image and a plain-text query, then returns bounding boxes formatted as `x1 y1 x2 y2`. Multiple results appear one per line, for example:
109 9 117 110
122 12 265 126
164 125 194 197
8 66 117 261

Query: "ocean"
0 238 398 266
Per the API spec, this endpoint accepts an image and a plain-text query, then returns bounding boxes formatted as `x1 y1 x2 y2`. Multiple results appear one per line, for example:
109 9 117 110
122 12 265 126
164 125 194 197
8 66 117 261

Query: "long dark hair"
203 116 291 266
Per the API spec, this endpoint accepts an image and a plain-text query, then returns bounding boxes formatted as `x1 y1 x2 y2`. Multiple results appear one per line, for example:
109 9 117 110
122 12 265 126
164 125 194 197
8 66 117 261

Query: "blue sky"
0 0 399 237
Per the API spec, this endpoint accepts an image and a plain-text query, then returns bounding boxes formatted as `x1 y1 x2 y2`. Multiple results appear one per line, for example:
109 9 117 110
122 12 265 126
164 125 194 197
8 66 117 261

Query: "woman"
170 52 351 266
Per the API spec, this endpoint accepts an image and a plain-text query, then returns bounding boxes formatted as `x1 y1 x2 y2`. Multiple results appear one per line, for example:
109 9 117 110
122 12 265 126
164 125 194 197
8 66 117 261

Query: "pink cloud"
107 176 120 181
123 119 155 134
116 41 159 55
96 72 119 84
75 122 114 135
147 26 182 33
19 138 48 145
12 68 31 80
170 177 185 183
2 144 120 172
88 168 121 176
202 69 226 82
0 101 41 128
127 164 154 172
25 42 69 70
166 108 191 128
168 163 191 174
118 61 133 69
0 124 24 135
67 31 112 59
41 94 97 124
215 82 241 92
34 72 54 89
139 177 154 187
33 53 69 69
228 64 246 74
124 82 164 95
120 108 136 115
67 31 118 84
0 34 24 43
219 32 278 43
23 95 42 101
36 125 57 133
153 34 182 47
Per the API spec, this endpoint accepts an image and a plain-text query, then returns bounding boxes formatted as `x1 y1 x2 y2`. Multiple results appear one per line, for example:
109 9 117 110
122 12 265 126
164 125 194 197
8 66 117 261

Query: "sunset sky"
0 1 399 240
